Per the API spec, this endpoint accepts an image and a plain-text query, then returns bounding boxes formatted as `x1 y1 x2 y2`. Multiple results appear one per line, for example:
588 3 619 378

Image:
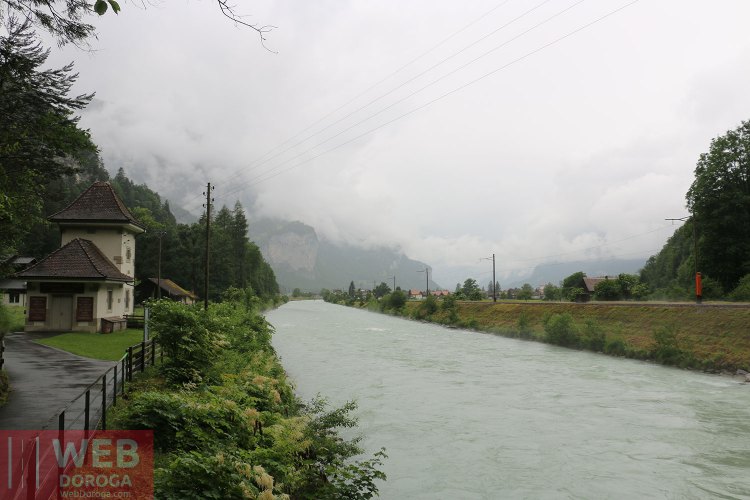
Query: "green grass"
5 307 26 332
36 329 145 361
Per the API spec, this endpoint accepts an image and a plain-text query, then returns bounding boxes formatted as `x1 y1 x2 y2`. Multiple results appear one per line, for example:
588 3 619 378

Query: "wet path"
0 332 114 430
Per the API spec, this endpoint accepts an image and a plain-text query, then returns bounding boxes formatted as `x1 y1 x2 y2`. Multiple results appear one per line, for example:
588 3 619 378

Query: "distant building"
15 182 145 332
430 290 451 297
135 278 198 305
578 276 610 302
0 256 37 307
408 289 423 300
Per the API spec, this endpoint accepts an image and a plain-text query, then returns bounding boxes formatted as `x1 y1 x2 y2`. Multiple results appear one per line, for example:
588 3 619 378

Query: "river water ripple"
267 300 750 499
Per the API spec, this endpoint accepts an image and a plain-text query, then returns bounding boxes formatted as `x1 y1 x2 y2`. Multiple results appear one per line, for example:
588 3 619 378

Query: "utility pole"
417 268 429 296
391 275 396 292
157 231 166 299
666 216 700 304
481 254 497 302
203 183 214 311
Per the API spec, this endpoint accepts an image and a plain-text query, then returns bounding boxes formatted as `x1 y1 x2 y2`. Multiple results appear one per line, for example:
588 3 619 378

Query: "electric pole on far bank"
203 183 214 311
481 254 497 302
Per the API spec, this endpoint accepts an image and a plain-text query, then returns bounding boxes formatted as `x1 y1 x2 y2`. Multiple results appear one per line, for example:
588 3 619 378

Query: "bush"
605 338 627 356
651 324 683 364
594 280 621 301
517 311 532 338
113 391 256 453
0 304 10 336
582 319 606 351
149 300 219 385
544 313 580 347
155 449 276 500
730 274 750 301
382 291 406 312
0 370 9 407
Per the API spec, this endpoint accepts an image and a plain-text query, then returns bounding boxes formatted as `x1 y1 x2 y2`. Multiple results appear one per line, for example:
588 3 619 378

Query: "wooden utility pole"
204 183 214 311
157 231 165 299
417 268 429 296
481 254 497 302
492 253 496 302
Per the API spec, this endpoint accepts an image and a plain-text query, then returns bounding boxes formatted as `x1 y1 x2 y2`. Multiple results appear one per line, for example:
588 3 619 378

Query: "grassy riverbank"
359 298 750 373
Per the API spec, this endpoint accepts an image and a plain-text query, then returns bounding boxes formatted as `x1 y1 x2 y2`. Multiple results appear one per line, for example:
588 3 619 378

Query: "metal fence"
50 338 162 432
5 338 162 500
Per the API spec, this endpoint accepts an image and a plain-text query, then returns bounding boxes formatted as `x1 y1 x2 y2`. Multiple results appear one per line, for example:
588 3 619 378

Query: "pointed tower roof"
48 181 145 232
15 238 132 282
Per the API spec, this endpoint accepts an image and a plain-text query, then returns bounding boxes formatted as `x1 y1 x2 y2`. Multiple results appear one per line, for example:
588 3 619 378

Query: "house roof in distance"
15 238 133 282
48 181 145 231
145 278 198 300
582 277 609 293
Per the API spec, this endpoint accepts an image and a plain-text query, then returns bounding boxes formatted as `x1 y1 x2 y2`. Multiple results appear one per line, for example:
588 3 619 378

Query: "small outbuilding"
135 278 198 305
15 181 145 332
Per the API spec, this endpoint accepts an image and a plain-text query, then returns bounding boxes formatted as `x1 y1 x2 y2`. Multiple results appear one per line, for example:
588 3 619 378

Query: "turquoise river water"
267 300 750 499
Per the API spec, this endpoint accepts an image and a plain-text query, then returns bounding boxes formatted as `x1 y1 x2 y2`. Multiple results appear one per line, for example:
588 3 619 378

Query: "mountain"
506 258 647 288
248 218 440 292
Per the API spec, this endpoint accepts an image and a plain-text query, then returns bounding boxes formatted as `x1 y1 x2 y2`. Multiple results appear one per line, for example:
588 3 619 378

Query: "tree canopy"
1 0 275 47
643 119 750 299
686 120 750 292
0 17 94 264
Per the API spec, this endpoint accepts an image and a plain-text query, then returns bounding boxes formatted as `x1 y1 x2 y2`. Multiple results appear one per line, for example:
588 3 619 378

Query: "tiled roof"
582 277 608 293
48 181 144 229
146 278 198 299
15 239 132 282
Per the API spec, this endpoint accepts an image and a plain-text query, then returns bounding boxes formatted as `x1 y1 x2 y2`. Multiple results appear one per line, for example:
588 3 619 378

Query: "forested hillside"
640 120 750 300
14 165 279 301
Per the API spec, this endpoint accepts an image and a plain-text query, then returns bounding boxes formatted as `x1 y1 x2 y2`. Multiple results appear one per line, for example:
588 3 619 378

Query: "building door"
51 296 73 331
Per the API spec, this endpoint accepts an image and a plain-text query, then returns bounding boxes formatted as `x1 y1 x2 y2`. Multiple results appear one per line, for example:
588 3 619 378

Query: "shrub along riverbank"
350 295 750 373
108 289 385 500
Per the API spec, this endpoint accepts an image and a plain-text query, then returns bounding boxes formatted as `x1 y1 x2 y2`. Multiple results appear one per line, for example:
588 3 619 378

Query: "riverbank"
106 297 386 498
355 299 750 374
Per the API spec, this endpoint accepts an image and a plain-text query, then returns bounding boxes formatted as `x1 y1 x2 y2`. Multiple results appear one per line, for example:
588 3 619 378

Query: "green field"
36 329 145 361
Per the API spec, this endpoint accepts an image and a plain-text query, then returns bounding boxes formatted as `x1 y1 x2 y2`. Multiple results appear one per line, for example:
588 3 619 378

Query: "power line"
217 0 588 200
218 0 640 198
195 0 520 200
214 0 555 190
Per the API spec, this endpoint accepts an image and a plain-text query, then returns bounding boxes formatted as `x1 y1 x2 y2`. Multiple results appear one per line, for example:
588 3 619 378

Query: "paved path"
0 332 114 430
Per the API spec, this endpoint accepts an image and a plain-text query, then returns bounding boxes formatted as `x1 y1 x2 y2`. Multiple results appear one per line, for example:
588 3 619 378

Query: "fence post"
121 357 126 394
113 365 118 407
141 341 146 372
127 346 133 382
151 339 156 366
101 374 107 431
84 390 90 432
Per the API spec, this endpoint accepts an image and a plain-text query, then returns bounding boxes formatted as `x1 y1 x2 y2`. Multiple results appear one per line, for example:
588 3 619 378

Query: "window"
8 292 20 304
29 296 46 321
107 290 113 311
76 297 94 321
126 247 132 263
125 290 130 310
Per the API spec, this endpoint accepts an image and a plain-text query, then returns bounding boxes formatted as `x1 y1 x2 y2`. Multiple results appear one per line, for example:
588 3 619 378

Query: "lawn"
36 329 145 361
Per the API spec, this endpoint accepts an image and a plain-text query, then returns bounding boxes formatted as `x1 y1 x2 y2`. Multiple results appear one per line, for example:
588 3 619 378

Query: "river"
267 300 750 499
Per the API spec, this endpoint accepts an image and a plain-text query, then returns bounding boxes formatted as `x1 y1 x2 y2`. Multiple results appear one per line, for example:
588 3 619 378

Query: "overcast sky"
46 0 750 286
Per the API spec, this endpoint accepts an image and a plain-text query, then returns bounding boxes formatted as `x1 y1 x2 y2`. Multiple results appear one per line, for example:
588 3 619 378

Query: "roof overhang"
56 220 146 234
23 277 134 285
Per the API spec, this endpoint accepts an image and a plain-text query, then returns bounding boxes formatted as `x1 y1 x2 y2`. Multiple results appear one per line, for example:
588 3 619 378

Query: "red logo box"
0 430 153 499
